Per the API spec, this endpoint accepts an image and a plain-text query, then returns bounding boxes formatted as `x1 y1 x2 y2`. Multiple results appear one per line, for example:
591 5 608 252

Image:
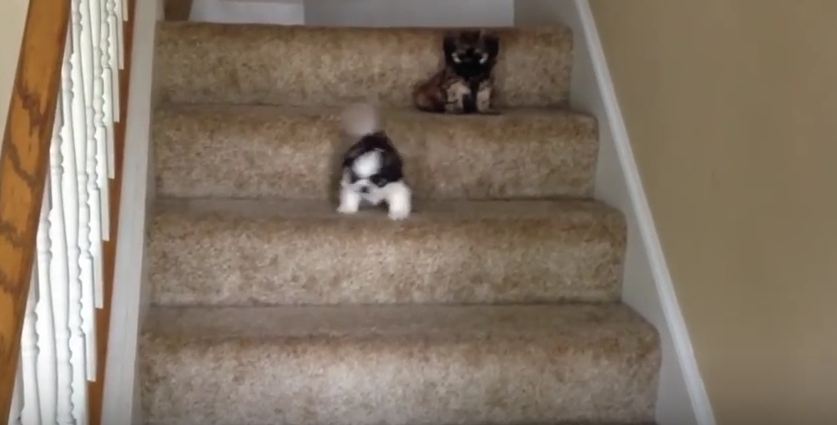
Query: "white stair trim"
100 0 159 423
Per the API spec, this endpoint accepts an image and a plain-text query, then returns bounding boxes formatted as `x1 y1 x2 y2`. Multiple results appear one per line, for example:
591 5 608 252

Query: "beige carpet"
153 105 598 199
155 24 573 107
141 21 661 425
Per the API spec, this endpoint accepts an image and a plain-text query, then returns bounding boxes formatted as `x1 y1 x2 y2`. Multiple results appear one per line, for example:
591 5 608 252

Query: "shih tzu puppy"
337 103 412 220
413 30 500 114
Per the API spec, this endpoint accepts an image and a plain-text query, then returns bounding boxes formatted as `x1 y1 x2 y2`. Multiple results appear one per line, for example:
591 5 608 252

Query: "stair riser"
141 337 660 425
156 24 572 107
155 108 597 200
150 212 626 306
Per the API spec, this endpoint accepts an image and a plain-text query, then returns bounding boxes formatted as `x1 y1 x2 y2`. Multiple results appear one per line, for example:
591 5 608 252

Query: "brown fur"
413 30 500 114
413 68 478 114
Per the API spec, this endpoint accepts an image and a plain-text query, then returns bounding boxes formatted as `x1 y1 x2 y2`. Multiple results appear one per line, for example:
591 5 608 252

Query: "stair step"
156 23 572 107
141 304 659 425
155 104 598 199
150 198 626 306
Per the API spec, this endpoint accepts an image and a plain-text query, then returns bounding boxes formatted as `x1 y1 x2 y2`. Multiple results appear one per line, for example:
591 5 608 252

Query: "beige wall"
0 0 30 142
589 1 837 424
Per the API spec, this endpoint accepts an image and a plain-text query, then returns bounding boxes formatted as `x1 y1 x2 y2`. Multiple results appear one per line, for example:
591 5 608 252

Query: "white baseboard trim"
100 0 160 424
569 1 716 424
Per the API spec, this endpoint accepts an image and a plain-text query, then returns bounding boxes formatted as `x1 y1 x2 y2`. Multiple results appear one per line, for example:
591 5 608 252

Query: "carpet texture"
141 304 660 425
154 104 598 199
156 23 572 107
141 21 662 425
150 199 625 306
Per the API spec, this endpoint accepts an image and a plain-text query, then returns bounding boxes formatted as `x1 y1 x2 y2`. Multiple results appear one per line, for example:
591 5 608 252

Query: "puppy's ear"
379 149 404 181
342 142 368 168
443 33 457 58
484 33 500 58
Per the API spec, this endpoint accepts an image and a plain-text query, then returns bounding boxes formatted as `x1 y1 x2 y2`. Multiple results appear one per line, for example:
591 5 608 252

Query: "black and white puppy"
337 103 411 220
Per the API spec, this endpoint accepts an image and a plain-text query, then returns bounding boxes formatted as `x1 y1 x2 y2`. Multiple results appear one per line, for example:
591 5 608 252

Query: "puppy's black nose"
359 186 370 194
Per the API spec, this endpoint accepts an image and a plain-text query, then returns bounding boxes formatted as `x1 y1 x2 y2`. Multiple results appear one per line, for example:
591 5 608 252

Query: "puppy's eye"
452 53 462 63
371 176 388 187
479 53 488 64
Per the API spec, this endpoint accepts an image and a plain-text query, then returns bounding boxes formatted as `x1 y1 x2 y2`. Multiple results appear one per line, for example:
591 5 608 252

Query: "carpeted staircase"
141 22 661 425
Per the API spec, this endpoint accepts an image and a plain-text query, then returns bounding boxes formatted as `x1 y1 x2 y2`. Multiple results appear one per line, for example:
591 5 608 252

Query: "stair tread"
157 22 573 107
142 303 658 425
155 103 598 199
150 198 625 306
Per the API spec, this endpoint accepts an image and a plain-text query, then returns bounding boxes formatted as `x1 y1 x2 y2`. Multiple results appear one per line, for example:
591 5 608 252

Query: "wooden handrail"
0 0 71 417
1 0 138 422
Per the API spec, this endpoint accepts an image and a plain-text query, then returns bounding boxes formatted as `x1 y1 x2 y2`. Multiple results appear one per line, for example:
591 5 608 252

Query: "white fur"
383 181 412 220
337 185 361 214
341 102 380 138
338 173 412 221
352 150 382 178
338 102 411 220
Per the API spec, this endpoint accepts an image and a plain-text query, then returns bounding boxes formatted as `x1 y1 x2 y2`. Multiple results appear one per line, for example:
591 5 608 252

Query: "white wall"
191 0 305 25
0 0 30 152
304 0 514 27
182 0 515 27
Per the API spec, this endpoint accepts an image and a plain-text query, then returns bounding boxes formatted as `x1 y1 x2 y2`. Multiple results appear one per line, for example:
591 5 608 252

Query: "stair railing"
1 0 136 424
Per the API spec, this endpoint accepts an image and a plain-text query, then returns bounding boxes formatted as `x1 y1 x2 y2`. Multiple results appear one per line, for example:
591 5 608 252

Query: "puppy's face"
341 133 405 206
344 149 392 195
444 30 500 78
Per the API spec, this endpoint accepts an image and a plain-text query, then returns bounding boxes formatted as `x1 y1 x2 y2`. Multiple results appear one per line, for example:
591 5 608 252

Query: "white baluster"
8 364 23 425
21 255 43 425
100 0 115 241
69 1 91 421
54 50 75 425
82 0 104 384
87 0 113 308
37 76 68 425
38 159 60 425
117 0 126 70
107 0 121 139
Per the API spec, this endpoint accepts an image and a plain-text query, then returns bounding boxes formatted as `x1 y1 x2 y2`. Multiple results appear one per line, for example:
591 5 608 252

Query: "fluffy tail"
341 102 380 138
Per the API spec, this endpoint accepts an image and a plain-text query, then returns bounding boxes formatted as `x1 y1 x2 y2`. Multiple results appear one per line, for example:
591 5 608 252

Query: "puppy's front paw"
337 203 359 215
388 206 410 221
385 182 412 221
338 187 362 215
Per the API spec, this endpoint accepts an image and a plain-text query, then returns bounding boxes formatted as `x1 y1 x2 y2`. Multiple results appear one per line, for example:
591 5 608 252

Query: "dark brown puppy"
414 30 500 114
